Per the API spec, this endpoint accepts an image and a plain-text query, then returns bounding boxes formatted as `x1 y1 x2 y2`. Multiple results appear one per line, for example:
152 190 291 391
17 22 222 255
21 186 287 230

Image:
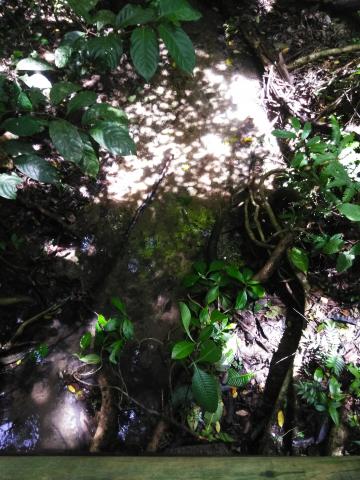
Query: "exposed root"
287 44 360 71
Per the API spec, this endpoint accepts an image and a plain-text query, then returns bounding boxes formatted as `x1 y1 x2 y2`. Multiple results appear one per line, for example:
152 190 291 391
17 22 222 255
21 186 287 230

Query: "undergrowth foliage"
171 260 263 440
0 0 200 199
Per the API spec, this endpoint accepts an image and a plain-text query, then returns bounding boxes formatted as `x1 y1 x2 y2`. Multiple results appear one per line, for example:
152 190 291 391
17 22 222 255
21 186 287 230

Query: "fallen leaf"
231 387 238 398
236 409 249 417
67 384 77 394
277 410 285 428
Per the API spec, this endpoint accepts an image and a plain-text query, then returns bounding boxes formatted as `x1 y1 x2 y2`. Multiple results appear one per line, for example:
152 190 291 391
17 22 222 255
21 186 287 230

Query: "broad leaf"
78 353 101 364
86 33 123 69
159 0 202 22
20 73 52 90
82 103 128 126
109 339 124 364
227 368 253 388
55 45 73 68
197 339 222 363
67 91 97 115
66 0 99 21
16 58 55 71
15 154 60 184
322 234 344 255
116 4 157 28
235 289 247 310
1 140 34 156
336 251 355 273
130 26 159 81
0 173 22 199
49 119 84 163
288 247 309 273
79 132 99 177
272 129 296 139
17 92 32 111
157 23 195 74
171 340 195 359
179 301 193 341
90 121 136 156
80 332 92 350
122 317 134 340
92 9 116 30
205 285 219 305
1 116 44 136
50 81 81 105
191 366 219 412
338 203 360 222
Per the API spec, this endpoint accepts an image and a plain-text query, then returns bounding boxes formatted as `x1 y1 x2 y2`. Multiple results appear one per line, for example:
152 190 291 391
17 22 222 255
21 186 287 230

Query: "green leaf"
313 368 324 382
326 355 345 376
116 5 157 28
0 173 22 199
208 260 226 272
17 92 32 111
199 325 213 342
157 23 195 74
272 129 296 140
49 119 84 164
235 289 247 310
67 91 97 115
227 368 253 388
328 403 340 426
301 121 312 140
86 33 123 70
78 132 99 177
109 339 124 364
159 0 202 22
80 332 92 350
90 121 136 156
104 317 120 332
322 234 344 255
191 366 219 412
1 140 35 157
55 45 73 68
290 117 301 131
122 317 134 340
350 242 360 256
225 265 244 283
130 26 159 81
289 247 309 273
204 401 223 425
50 81 81 105
16 58 55 71
20 73 52 89
210 310 228 323
205 285 219 305
78 353 101 364
336 251 355 273
330 115 341 144
338 203 360 222
92 9 116 30
111 296 126 314
66 0 99 21
193 260 207 275
1 116 44 136
171 340 195 359
14 154 60 184
82 103 128 126
197 339 222 363
179 301 193 341
249 284 265 298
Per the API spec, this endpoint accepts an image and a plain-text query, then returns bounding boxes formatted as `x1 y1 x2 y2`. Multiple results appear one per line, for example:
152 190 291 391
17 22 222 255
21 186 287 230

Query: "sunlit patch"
100 45 280 204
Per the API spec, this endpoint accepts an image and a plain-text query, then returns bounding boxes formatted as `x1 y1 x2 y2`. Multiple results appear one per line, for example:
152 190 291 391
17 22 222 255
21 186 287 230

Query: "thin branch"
287 44 360 71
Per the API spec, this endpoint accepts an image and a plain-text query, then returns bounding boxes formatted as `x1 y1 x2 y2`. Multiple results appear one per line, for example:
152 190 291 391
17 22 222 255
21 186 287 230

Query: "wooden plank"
0 456 359 480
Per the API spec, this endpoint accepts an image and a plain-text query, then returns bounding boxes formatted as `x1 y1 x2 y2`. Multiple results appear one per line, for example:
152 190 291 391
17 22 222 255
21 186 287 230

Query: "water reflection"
0 415 40 451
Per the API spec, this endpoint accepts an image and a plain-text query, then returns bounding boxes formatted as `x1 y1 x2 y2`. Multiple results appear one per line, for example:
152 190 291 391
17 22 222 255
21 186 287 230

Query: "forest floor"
0 0 359 455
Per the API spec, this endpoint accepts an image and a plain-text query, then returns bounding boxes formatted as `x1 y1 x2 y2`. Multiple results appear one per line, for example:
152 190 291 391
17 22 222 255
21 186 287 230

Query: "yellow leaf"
242 136 253 143
67 384 76 394
215 421 221 433
231 387 238 398
225 58 233 67
277 410 285 428
16 359 22 366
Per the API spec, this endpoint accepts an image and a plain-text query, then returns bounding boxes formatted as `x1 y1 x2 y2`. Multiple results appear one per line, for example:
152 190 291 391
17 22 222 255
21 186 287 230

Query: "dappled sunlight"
100 49 281 205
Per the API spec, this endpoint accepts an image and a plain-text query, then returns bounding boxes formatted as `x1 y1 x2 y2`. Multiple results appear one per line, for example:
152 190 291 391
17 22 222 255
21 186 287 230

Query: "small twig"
0 296 33 306
7 296 70 346
244 199 274 249
287 44 360 71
